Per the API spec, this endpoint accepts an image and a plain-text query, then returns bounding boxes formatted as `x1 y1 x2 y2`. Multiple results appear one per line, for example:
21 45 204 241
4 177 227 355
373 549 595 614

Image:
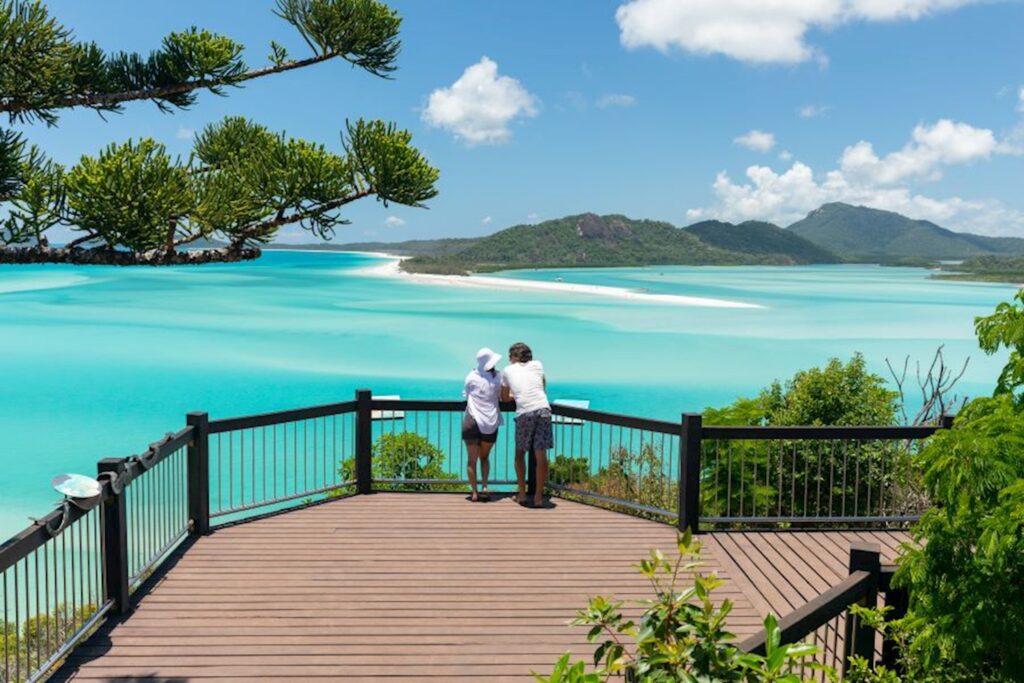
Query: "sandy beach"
354 253 763 309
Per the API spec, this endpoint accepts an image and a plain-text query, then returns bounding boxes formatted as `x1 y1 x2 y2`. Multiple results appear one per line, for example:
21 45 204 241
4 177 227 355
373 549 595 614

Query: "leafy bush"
534 531 825 682
338 431 462 492
548 445 676 521
2 602 97 683
846 292 1024 682
701 354 919 521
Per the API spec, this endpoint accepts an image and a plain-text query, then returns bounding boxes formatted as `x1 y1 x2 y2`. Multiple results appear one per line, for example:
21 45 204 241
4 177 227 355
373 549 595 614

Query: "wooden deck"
57 494 905 682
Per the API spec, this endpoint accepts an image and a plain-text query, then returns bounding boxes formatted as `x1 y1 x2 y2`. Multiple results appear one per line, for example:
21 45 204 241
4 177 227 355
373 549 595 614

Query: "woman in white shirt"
463 347 503 502
500 342 552 508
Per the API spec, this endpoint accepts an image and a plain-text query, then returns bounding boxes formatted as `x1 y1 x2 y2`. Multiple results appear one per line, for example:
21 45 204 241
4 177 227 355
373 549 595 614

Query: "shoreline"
353 253 763 309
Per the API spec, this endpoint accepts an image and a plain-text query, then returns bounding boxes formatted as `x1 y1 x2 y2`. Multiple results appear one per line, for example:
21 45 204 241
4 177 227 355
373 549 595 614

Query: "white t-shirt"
463 369 503 434
502 360 550 415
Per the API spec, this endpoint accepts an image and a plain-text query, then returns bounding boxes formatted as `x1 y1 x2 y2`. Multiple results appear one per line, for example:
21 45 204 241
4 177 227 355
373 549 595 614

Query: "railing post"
186 411 210 535
844 542 881 672
97 458 131 616
355 389 373 494
881 580 909 671
940 413 955 429
678 413 702 534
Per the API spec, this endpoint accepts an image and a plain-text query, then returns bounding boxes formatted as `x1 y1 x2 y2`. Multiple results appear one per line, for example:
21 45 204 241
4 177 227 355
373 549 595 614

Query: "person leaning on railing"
462 347 504 502
500 342 552 508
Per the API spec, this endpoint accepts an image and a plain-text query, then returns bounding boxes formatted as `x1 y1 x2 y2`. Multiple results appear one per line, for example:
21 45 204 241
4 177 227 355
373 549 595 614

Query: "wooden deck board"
57 494 907 681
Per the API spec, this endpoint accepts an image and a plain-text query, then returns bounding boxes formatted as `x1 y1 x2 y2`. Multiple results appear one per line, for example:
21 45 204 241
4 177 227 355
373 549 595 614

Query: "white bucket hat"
476 347 502 373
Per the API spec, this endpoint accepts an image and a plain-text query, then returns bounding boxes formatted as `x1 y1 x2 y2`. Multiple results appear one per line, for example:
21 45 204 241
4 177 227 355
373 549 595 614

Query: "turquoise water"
0 251 1014 538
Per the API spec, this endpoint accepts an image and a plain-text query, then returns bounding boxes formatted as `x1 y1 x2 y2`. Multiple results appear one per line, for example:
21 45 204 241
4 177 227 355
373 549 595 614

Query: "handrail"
209 400 357 433
738 570 873 655
701 425 941 440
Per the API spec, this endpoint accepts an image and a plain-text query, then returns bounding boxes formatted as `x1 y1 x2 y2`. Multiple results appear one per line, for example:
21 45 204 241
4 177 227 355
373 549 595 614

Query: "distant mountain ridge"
395 213 838 275
315 202 1023 275
787 203 1024 261
683 220 840 264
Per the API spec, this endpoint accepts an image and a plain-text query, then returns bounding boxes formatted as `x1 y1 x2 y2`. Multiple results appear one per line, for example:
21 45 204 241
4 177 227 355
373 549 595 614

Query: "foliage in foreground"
1 0 439 263
534 531 825 683
1 603 97 683
337 431 462 492
843 290 1024 682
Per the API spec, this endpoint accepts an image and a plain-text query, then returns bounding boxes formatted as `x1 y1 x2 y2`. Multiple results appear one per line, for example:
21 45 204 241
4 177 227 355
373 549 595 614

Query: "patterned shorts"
515 408 553 452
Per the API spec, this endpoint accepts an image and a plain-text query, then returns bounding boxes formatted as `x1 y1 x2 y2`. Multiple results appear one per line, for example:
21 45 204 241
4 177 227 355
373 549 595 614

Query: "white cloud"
176 127 194 140
616 0 982 65
422 57 538 145
481 216 493 225
527 212 540 222
688 119 1024 236
779 150 793 161
839 119 997 184
799 104 829 118
1018 86 1024 112
597 93 637 108
734 130 776 152
384 215 405 227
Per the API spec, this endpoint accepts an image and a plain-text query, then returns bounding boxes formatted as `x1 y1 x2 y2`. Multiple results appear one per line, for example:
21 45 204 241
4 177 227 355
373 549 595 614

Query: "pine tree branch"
0 53 340 116
236 188 373 238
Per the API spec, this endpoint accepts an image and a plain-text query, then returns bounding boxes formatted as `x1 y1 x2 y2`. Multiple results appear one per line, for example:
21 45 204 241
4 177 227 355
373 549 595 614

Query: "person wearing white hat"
462 347 504 502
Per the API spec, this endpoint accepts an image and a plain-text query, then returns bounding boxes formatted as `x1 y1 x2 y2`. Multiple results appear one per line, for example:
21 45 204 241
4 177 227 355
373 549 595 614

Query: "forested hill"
788 203 1024 261
683 220 841 264
393 213 840 275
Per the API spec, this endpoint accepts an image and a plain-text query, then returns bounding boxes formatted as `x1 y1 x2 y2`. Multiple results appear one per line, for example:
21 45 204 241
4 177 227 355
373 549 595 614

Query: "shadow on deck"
55 493 903 682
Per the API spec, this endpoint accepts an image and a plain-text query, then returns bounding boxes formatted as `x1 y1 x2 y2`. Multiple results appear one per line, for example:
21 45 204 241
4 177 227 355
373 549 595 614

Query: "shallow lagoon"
0 251 1014 537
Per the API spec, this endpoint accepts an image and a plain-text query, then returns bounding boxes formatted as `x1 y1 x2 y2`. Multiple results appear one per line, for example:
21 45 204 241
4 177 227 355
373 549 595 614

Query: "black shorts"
462 412 498 445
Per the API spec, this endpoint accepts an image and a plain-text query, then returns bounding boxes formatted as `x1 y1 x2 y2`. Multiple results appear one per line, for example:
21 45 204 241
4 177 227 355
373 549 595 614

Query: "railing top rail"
701 424 941 440
209 400 357 433
0 489 106 574
738 569 874 655
363 398 680 434
551 404 679 434
0 425 192 573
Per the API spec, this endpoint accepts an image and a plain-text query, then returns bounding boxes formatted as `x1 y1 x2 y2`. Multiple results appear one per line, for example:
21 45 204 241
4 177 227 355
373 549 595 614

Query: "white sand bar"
355 254 763 309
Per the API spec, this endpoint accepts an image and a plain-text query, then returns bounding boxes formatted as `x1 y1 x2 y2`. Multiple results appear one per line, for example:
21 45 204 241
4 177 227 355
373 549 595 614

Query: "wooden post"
940 413 955 430
844 542 881 672
97 458 131 616
355 389 373 494
186 411 210 535
881 582 909 670
678 413 703 534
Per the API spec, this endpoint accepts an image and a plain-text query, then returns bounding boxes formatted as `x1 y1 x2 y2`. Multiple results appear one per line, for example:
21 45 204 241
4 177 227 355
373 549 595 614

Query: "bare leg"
514 449 527 503
479 441 494 497
533 450 549 507
466 442 480 501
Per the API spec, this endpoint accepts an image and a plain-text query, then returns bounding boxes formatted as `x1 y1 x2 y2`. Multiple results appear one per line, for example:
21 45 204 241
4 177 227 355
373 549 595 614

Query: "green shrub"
533 531 825 682
338 431 462 492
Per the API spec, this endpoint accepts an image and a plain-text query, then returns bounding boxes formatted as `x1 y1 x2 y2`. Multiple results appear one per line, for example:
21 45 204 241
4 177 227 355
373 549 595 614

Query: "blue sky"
19 0 1024 242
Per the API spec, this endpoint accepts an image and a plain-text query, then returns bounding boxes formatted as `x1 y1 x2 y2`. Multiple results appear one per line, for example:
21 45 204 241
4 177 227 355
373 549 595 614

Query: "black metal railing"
0 426 192 682
739 542 905 680
204 401 358 524
697 422 946 528
0 389 947 681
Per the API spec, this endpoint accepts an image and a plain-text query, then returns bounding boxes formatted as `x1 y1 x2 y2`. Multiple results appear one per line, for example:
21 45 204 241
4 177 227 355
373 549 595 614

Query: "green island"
327 203 1024 279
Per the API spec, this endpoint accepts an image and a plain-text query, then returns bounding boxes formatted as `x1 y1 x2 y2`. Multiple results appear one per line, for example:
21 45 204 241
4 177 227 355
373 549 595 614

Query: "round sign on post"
52 473 103 503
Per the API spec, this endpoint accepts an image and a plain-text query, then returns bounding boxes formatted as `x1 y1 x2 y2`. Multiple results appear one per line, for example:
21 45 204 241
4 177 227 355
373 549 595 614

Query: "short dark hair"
508 342 532 363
